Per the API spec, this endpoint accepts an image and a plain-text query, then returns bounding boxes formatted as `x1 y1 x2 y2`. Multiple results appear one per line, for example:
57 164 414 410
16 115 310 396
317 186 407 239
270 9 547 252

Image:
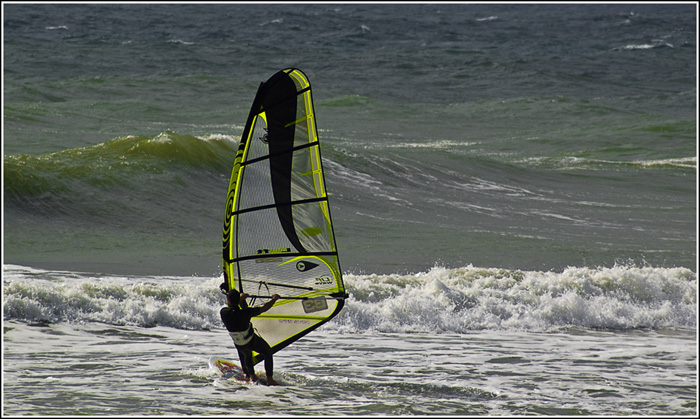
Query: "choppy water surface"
3 3 697 416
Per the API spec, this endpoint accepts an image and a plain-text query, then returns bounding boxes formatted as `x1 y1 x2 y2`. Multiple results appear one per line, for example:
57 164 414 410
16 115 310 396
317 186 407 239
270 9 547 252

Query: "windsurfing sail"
222 68 347 364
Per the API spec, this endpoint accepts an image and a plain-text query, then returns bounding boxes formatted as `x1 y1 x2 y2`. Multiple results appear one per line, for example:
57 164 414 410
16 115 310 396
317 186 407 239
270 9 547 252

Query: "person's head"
227 289 240 308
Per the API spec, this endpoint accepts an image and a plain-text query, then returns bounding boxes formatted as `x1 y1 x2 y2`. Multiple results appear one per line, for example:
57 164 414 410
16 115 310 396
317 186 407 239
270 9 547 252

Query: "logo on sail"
257 247 291 255
296 261 319 272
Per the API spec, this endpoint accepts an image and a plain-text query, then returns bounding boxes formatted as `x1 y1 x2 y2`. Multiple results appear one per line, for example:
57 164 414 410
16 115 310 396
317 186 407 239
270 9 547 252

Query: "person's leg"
236 346 249 376
238 345 255 380
249 335 275 384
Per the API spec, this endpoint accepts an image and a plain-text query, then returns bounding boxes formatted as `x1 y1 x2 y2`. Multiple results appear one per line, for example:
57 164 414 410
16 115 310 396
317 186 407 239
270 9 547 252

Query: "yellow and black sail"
222 69 346 363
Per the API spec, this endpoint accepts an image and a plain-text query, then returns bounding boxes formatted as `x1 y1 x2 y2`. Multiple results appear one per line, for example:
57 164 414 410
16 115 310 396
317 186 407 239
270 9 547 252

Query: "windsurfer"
220 285 280 386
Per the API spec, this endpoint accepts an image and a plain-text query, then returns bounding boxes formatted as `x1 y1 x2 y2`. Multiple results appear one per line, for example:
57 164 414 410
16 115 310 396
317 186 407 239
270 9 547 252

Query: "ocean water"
2 3 697 416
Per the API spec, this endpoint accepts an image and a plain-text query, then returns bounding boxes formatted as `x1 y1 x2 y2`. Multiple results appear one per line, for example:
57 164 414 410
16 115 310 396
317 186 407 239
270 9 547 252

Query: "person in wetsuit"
220 285 280 385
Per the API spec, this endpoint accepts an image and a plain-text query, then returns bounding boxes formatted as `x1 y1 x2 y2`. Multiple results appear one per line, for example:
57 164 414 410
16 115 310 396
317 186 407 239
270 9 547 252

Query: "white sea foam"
200 133 240 145
619 42 674 50
167 39 194 45
335 264 697 333
521 156 697 170
324 159 383 191
447 177 537 197
623 44 655 50
4 264 694 333
632 156 696 168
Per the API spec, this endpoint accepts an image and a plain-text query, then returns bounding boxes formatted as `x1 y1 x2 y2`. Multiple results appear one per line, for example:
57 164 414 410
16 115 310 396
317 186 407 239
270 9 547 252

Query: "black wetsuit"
220 304 273 378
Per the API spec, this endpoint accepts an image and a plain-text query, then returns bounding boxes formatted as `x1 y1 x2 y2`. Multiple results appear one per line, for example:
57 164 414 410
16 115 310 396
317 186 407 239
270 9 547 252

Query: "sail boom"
247 294 349 301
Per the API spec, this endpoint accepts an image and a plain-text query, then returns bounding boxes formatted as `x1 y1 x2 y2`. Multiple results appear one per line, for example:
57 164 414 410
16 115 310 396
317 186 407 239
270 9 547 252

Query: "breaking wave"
4 263 696 333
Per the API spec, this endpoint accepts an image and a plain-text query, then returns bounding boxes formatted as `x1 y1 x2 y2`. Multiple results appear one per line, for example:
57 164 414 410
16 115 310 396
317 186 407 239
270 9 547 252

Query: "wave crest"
3 131 237 213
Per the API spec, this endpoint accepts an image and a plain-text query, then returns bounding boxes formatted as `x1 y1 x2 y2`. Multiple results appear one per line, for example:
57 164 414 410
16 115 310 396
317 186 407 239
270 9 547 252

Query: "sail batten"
230 251 338 263
230 197 328 219
222 68 346 365
242 140 320 167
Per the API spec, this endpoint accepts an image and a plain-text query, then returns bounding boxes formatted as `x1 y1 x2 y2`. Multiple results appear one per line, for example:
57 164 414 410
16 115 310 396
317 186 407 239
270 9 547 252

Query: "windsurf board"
208 356 271 386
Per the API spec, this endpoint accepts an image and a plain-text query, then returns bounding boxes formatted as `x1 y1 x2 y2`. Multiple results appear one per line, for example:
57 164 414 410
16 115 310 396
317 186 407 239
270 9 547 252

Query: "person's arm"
258 294 280 313
239 292 249 309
